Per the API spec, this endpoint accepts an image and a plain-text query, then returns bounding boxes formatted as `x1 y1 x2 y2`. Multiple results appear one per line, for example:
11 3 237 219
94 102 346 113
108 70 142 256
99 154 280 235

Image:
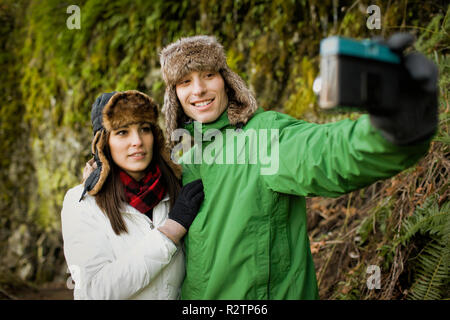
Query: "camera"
313 36 402 115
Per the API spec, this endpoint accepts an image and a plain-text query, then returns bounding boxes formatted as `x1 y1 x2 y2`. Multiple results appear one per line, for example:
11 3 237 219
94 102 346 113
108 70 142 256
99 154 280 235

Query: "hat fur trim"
88 130 110 196
160 35 227 86
103 90 159 132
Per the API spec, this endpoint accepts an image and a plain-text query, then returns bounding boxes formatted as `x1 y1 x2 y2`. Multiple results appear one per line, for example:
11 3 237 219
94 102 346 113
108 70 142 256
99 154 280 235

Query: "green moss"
284 56 317 118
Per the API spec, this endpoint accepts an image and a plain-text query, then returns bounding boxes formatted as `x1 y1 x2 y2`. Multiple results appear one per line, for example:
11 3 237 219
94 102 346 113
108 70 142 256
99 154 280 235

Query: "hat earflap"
162 85 187 149
221 67 258 126
89 129 110 196
79 130 111 201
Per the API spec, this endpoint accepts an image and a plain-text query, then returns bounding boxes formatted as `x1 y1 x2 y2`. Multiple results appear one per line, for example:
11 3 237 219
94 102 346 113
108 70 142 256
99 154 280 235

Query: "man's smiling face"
175 71 228 123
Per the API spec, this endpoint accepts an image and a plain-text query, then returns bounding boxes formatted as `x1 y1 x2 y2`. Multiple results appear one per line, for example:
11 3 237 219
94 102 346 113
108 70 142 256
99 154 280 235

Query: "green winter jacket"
179 108 429 299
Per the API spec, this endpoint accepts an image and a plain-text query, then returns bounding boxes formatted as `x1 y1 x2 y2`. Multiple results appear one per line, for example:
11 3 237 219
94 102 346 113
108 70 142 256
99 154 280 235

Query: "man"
159 35 438 300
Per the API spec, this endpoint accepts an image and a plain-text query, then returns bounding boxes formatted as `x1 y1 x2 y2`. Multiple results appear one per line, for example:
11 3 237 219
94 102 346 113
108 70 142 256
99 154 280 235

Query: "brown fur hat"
160 35 258 147
80 90 181 200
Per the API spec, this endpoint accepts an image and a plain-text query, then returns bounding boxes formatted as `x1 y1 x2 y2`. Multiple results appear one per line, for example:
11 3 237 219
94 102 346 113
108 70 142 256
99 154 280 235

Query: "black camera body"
314 36 402 115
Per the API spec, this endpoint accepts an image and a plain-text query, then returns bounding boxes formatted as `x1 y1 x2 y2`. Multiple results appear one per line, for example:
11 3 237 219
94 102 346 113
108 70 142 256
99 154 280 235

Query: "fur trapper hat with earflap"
79 90 181 201
160 35 258 147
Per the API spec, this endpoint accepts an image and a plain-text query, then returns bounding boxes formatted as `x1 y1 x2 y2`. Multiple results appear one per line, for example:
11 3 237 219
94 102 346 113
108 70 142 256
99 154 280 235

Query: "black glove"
370 33 439 146
169 179 204 230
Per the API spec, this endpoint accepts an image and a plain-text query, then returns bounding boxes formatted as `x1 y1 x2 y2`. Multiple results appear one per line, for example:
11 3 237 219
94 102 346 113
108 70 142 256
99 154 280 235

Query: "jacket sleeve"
263 113 430 197
61 187 178 299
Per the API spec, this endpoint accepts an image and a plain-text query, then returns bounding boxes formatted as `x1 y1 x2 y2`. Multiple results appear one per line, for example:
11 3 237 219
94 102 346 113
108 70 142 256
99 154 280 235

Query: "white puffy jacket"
61 184 185 300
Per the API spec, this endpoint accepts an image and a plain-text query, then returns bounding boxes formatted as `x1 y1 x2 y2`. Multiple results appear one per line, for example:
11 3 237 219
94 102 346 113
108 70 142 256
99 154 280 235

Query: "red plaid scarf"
119 164 166 219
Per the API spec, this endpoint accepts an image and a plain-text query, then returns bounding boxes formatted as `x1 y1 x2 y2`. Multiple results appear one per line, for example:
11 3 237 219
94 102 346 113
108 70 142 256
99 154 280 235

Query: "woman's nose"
130 130 143 146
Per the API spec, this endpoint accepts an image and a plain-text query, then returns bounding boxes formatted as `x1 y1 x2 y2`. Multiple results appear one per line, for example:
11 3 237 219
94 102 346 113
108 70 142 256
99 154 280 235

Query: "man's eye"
178 79 190 85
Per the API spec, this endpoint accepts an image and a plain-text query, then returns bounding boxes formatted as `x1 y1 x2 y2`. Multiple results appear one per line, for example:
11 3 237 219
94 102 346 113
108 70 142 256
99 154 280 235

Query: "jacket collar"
184 107 264 136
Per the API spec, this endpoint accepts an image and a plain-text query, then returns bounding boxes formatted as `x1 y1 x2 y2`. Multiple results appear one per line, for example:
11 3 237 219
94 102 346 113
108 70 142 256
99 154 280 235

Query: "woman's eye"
141 126 151 133
116 130 127 136
206 73 215 78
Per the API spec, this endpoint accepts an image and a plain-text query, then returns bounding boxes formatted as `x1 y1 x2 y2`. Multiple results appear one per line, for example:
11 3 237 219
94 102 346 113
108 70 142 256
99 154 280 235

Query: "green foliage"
339 12 365 37
408 241 449 300
415 9 450 56
401 197 450 300
399 12 450 299
284 57 317 118
400 196 449 245
357 197 395 246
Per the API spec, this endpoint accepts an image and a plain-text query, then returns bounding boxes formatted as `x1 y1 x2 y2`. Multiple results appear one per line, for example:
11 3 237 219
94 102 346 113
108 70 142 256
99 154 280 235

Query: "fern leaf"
400 195 448 245
408 240 449 300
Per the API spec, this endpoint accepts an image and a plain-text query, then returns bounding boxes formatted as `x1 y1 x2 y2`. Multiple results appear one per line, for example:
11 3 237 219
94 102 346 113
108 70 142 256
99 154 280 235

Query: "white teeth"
193 99 213 107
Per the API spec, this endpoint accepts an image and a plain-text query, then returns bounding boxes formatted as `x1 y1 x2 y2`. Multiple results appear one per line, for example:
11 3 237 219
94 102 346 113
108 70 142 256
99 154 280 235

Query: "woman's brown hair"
95 126 181 235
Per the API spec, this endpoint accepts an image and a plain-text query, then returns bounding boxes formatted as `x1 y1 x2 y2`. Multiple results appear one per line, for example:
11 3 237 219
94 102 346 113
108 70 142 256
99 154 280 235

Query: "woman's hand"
158 179 204 245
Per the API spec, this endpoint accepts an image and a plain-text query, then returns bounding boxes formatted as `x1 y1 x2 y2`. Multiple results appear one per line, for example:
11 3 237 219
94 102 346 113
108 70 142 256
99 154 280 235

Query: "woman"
61 90 203 300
